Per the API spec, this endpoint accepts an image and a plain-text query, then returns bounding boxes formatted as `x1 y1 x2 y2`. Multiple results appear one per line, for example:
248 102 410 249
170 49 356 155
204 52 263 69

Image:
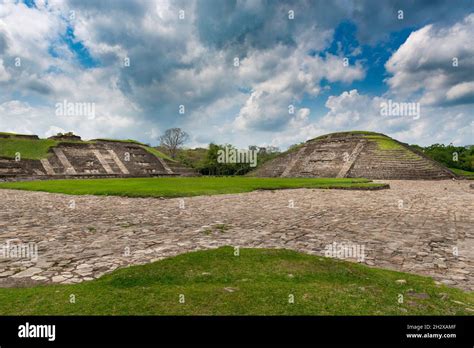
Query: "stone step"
0 163 22 169
0 167 23 173
355 164 438 169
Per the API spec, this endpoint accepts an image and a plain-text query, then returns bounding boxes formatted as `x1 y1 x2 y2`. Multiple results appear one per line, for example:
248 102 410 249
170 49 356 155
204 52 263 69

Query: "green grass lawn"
0 177 386 198
0 247 471 315
450 168 474 179
0 138 59 160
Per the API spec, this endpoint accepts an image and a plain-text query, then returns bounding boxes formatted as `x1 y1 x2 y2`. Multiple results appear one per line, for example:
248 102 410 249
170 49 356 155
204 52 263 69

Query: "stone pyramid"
251 131 455 180
0 134 197 179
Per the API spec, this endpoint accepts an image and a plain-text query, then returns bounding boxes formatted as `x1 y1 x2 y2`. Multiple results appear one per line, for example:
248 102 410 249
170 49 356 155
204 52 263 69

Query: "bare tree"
159 128 189 158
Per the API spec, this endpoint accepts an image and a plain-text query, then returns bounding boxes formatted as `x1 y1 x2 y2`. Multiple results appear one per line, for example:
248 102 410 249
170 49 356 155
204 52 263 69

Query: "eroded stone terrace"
0 180 472 290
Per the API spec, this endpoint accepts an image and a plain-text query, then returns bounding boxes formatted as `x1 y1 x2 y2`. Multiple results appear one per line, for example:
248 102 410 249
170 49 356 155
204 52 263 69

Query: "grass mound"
310 131 384 142
363 135 405 150
139 145 175 162
450 168 474 179
0 132 32 137
0 177 386 198
0 247 471 315
0 138 59 160
0 136 173 161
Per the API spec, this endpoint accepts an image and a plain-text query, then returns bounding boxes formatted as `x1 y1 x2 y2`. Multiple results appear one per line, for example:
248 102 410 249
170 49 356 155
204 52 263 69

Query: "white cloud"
446 82 474 102
0 1 66 70
0 59 10 81
385 14 474 106
234 44 365 131
0 100 32 115
44 125 66 138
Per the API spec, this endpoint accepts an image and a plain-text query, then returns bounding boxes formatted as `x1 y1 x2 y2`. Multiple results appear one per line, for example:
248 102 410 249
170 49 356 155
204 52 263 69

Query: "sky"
0 0 473 149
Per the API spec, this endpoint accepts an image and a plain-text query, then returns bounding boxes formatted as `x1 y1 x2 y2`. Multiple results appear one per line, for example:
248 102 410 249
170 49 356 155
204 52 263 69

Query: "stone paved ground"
0 180 472 290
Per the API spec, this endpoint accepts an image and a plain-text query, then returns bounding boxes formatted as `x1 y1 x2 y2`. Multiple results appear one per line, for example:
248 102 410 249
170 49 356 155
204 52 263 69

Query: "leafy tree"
194 143 282 175
410 143 473 171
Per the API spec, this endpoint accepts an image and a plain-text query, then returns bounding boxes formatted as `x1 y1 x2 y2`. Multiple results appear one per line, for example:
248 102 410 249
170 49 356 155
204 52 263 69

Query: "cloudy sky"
0 0 473 149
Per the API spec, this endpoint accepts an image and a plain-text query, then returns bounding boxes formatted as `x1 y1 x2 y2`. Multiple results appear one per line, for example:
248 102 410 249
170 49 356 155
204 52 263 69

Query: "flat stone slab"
11 267 42 278
0 180 472 290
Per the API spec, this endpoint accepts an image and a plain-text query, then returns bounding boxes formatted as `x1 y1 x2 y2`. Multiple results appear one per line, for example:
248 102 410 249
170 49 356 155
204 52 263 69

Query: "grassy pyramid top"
308 131 405 151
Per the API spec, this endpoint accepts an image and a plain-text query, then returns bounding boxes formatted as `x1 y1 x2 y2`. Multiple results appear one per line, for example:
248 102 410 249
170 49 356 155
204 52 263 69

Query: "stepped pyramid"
0 134 197 179
251 131 455 180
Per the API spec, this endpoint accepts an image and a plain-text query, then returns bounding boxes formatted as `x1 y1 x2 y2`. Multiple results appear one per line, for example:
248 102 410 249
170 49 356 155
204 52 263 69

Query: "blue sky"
301 21 414 119
0 0 472 148
61 26 100 68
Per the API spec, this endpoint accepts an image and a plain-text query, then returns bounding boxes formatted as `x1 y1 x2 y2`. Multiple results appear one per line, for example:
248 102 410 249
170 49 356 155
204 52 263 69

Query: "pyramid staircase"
348 141 454 179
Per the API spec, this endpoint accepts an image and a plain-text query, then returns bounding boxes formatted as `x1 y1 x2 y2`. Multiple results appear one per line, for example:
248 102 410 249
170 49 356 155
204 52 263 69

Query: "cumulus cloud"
0 100 32 115
234 44 365 131
385 14 474 106
0 1 67 78
446 82 474 103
